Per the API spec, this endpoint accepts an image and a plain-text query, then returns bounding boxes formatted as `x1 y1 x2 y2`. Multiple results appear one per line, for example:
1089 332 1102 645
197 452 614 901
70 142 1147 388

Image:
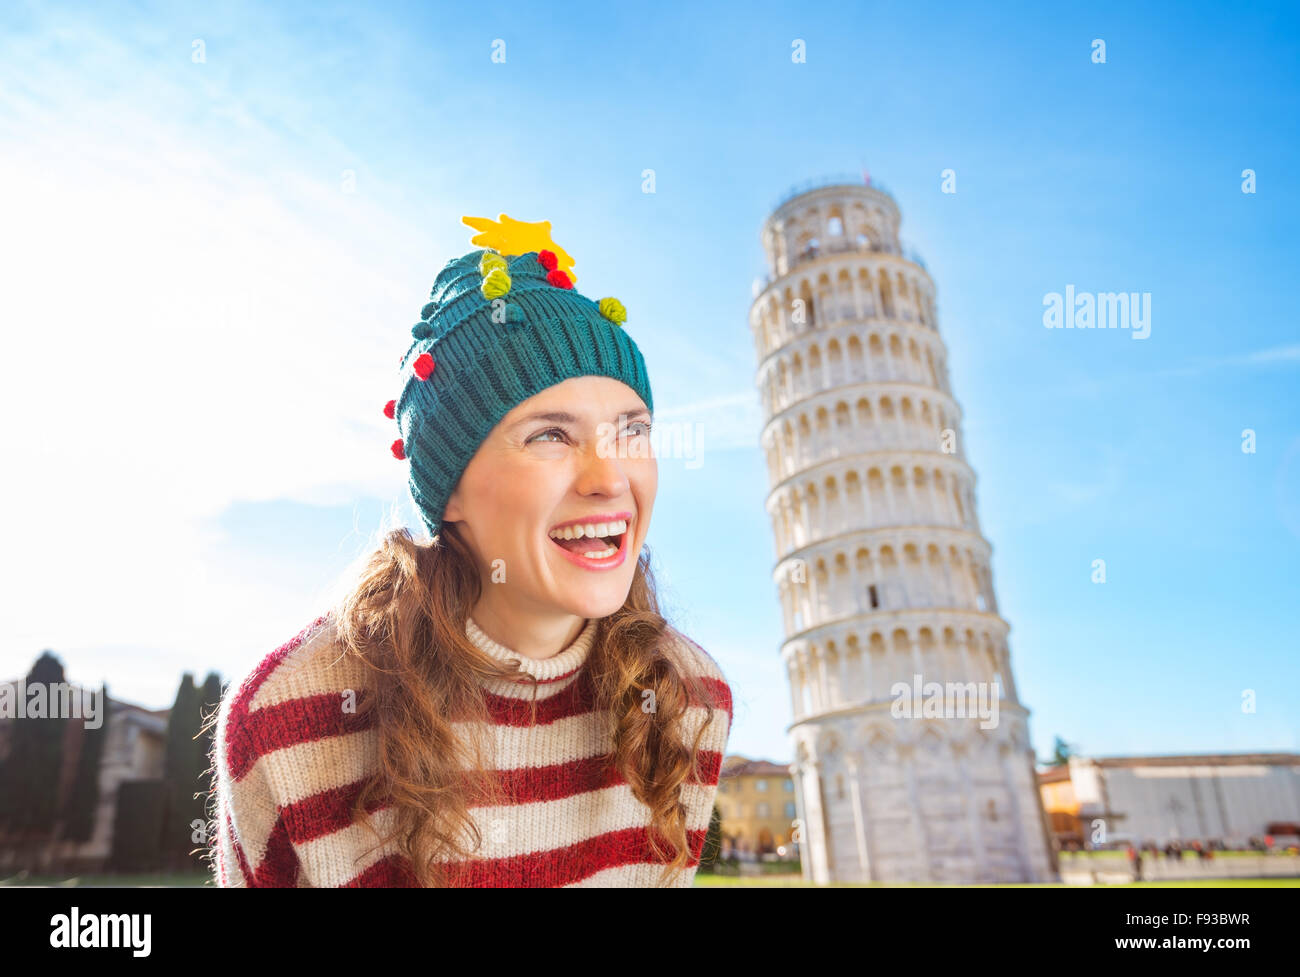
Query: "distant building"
1038 764 1083 849
717 755 800 859
0 681 169 873
1038 752 1300 849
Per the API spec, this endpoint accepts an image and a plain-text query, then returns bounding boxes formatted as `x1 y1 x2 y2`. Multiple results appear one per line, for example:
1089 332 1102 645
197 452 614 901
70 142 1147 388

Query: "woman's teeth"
548 518 627 540
548 518 627 559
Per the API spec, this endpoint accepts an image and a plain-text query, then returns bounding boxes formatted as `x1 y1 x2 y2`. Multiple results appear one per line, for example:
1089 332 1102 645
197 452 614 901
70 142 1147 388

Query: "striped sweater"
209 612 733 887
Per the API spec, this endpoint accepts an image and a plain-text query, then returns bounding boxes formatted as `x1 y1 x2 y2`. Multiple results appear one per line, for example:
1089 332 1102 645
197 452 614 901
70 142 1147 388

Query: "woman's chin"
551 580 632 621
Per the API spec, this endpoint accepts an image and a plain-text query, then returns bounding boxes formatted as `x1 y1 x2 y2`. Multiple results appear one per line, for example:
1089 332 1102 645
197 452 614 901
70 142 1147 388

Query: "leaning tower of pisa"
750 179 1058 883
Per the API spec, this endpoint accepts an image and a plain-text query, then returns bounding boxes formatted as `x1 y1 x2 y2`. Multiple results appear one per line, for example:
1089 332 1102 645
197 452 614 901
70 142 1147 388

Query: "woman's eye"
528 427 568 444
628 421 652 437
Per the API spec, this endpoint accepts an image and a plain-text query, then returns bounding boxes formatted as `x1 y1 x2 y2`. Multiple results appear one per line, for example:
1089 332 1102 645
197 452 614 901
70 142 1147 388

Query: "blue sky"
1 0 1296 766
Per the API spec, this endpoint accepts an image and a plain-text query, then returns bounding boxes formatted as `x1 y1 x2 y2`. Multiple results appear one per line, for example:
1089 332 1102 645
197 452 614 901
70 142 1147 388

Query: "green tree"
1041 735 1074 768
192 672 223 855
0 652 69 843
699 802 723 872
162 673 201 870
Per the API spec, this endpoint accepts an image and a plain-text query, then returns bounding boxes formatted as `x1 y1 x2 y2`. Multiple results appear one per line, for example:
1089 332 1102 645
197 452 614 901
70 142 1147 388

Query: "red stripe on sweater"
239 687 726 835
482 668 732 727
230 690 376 778
225 799 302 886
277 749 726 848
697 675 733 725
231 625 730 771
441 825 708 887
232 635 588 762
255 810 301 887
330 825 706 888
486 749 727 804
677 636 734 722
342 853 421 887
479 667 595 724
228 812 254 887
236 668 580 763
279 778 391 845
693 747 723 785
239 665 727 767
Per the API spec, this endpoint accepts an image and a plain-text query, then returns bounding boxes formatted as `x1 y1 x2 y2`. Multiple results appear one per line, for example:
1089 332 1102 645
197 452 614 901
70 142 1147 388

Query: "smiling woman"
205 214 733 888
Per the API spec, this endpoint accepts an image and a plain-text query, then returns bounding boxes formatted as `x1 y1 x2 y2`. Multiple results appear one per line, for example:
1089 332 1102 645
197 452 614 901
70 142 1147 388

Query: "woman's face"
441 376 657 621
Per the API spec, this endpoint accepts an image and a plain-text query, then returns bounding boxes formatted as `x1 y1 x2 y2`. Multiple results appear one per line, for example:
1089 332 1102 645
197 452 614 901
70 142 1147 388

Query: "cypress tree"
190 672 224 859
0 652 69 842
699 802 723 872
162 674 200 870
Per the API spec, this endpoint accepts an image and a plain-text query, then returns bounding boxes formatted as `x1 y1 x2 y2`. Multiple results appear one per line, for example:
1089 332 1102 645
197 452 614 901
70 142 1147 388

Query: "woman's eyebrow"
511 407 650 427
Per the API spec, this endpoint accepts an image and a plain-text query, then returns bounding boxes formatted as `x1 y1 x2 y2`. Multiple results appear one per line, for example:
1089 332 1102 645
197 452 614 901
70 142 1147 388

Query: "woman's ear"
442 486 463 523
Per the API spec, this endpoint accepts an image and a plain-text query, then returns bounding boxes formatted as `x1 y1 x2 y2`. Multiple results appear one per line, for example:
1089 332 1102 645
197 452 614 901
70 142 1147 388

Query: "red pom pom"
547 269 572 289
391 438 405 460
413 352 435 380
383 399 396 419
537 250 557 271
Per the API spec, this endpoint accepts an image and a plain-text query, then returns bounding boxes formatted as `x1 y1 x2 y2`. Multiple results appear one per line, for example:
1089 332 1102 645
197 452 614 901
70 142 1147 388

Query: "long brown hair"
324 520 724 887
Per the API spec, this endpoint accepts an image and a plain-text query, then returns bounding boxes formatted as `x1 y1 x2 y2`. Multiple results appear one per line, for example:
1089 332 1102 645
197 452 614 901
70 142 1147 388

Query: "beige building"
749 177 1058 883
717 756 800 858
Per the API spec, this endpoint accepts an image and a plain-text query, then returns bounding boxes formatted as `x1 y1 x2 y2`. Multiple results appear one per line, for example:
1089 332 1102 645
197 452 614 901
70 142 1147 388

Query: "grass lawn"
1059 849 1293 859
693 873 1300 887
0 871 212 887
4 869 1295 888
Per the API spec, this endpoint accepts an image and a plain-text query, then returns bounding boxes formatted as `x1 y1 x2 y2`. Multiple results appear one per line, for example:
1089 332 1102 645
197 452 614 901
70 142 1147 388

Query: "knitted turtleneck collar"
465 615 598 686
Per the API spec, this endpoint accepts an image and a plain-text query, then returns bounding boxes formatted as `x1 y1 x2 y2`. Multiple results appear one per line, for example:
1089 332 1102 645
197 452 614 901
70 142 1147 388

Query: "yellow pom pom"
481 267 511 299
598 297 627 325
479 251 508 276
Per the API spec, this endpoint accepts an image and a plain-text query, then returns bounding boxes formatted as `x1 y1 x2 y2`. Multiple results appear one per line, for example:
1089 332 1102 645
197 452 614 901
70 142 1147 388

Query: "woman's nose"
577 438 631 493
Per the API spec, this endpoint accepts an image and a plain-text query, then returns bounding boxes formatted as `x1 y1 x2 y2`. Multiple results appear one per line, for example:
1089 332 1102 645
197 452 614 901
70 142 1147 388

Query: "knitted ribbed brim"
390 248 653 539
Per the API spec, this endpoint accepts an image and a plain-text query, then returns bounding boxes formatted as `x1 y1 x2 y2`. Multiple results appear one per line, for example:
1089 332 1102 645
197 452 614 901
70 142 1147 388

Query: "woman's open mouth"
547 515 632 571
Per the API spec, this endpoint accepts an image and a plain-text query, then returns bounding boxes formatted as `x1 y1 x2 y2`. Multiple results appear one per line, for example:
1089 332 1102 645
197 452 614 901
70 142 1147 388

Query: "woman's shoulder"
664 627 724 680
218 612 371 761
664 627 733 721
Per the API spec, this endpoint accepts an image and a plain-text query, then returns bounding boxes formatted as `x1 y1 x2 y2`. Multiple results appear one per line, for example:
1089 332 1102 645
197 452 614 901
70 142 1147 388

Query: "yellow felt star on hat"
461 213 578 285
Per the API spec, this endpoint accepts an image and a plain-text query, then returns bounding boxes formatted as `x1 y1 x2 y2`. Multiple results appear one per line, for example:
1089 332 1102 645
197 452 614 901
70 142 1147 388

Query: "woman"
207 214 734 887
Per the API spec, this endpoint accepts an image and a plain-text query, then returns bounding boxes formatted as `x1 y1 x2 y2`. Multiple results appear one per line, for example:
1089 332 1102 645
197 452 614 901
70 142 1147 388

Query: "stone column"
898 743 933 881
884 476 898 523
788 656 802 718
907 632 924 684
795 760 832 884
846 756 872 880
1001 645 1019 703
955 740 990 881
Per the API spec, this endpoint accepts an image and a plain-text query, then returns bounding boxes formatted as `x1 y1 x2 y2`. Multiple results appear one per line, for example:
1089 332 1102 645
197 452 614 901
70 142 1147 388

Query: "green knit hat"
383 214 654 540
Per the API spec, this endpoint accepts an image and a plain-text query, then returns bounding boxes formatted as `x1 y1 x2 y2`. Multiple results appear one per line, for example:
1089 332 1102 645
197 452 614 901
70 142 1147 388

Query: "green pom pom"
412 320 433 339
598 296 627 325
479 251 508 277
481 267 511 300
